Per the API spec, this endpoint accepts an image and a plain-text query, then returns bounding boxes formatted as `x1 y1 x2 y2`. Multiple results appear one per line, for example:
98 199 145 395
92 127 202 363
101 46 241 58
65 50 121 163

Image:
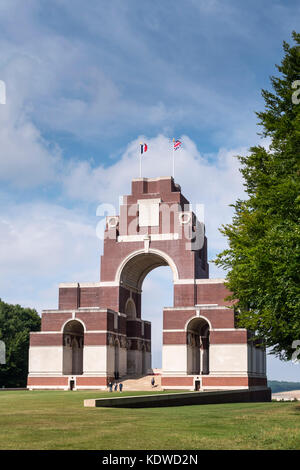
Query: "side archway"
186 317 210 375
63 320 84 375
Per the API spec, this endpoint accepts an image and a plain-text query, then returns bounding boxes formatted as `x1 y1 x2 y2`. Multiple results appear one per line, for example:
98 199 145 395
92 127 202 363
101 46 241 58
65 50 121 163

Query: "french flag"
140 143 148 154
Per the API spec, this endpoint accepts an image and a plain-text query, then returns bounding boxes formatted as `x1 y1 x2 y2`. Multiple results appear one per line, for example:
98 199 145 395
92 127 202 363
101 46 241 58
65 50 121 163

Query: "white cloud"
0 202 99 312
0 53 61 187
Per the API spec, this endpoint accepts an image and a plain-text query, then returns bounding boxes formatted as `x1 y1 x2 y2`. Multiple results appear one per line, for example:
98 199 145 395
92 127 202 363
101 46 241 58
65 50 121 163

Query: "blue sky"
0 0 299 380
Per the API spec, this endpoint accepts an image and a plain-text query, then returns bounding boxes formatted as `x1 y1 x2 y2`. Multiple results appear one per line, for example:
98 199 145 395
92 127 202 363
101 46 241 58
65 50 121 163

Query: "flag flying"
173 140 182 150
140 143 148 154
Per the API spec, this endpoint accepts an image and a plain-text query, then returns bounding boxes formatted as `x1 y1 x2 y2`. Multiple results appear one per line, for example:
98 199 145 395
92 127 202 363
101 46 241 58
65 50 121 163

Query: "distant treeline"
268 380 300 393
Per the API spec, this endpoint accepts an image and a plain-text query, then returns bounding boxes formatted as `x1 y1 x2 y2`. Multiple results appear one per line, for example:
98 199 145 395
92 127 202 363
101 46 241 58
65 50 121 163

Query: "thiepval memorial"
28 176 267 391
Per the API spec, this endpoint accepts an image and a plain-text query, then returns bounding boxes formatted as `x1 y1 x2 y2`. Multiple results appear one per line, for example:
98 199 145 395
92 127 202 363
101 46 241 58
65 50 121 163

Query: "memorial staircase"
117 373 162 392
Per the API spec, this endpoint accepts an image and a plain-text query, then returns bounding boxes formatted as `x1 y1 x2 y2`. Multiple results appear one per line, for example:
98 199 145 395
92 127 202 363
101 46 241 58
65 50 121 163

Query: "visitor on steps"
108 382 113 392
151 377 155 388
114 382 118 392
119 383 123 392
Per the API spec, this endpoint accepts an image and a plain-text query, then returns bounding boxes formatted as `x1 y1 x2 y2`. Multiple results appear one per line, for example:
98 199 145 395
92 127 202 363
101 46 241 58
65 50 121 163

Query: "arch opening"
186 317 210 375
120 252 170 291
120 251 175 373
63 320 84 375
142 264 174 370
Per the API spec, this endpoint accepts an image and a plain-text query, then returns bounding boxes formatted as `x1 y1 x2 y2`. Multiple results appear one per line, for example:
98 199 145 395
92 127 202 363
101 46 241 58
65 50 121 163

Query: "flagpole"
139 142 142 178
172 138 175 179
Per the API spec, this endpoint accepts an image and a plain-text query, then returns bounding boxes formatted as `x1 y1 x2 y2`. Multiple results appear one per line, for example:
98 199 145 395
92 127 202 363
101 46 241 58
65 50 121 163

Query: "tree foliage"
0 299 41 387
215 32 300 360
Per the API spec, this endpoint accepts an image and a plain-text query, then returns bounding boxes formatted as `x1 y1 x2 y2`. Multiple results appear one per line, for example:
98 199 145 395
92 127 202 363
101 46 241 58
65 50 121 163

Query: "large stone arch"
116 248 179 291
119 250 174 376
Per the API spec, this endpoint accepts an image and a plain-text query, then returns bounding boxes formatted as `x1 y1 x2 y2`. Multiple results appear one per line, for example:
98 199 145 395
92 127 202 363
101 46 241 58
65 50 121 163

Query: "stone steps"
116 374 162 391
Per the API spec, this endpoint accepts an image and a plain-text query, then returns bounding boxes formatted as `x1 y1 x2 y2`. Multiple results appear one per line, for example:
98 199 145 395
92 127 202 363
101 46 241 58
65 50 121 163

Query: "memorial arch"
28 176 267 391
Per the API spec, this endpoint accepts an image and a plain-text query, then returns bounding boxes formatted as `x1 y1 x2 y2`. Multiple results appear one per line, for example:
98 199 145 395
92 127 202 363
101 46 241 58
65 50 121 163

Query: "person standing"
108 382 113 392
119 382 123 392
151 377 155 388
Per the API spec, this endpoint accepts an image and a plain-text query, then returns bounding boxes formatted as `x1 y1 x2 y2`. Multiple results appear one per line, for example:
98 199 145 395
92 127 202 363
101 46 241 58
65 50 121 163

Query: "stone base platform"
84 387 272 408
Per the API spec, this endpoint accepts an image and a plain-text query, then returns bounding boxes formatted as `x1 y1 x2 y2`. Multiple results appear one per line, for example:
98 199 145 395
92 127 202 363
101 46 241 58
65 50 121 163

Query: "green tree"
0 299 41 387
215 31 300 360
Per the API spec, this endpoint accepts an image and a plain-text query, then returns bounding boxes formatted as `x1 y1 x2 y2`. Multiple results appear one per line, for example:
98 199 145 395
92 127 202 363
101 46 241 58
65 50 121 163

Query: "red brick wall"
41 312 72 331
99 286 119 311
59 287 78 309
76 377 107 386
174 284 195 307
200 308 235 329
202 376 249 387
163 331 186 345
79 287 100 307
210 330 247 344
161 376 194 386
196 283 233 306
27 377 68 386
30 332 63 346
76 311 107 331
163 309 196 330
84 332 107 346
163 308 235 330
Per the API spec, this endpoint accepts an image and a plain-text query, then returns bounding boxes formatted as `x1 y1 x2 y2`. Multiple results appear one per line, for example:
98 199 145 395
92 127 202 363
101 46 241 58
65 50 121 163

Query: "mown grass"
0 390 299 450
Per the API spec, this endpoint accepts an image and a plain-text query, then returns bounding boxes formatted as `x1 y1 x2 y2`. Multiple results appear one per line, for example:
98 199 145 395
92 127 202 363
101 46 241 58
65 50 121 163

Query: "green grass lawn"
0 390 299 450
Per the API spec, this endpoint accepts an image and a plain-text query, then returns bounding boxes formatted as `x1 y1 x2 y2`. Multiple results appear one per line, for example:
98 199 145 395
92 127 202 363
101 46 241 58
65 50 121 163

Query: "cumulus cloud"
0 112 60 188
0 52 61 187
0 202 99 312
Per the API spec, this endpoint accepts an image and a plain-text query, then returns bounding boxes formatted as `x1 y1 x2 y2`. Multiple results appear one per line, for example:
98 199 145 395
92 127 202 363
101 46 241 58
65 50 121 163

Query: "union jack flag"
173 140 182 150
